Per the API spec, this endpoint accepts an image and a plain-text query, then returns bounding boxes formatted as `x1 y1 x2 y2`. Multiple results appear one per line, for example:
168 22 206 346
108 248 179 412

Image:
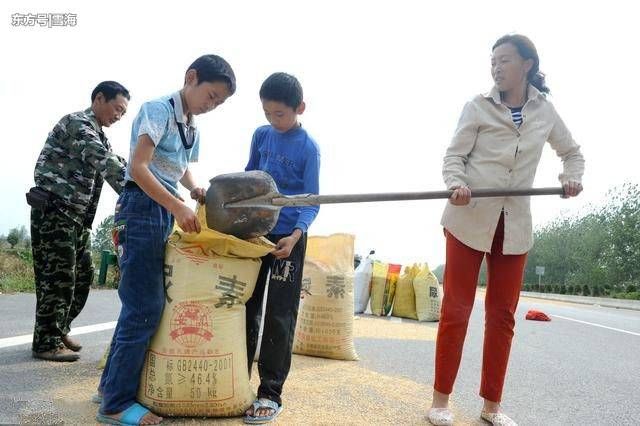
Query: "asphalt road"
1 289 638 425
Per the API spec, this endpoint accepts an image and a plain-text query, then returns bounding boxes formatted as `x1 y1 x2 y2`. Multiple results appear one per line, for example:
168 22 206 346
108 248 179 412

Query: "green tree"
600 184 640 285
6 226 27 249
92 215 115 255
6 233 17 248
523 183 639 298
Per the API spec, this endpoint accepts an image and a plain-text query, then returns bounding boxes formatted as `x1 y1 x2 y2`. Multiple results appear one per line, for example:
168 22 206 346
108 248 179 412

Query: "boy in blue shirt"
244 72 320 424
96 55 236 426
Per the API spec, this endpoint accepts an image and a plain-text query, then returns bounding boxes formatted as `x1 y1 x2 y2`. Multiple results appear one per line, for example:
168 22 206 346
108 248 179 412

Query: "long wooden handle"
270 187 565 207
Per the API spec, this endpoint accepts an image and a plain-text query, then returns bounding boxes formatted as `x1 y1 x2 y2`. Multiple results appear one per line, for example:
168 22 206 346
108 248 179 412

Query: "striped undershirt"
509 106 523 127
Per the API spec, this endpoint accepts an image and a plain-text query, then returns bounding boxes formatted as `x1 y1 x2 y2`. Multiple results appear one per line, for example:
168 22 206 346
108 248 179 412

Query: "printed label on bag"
142 351 234 402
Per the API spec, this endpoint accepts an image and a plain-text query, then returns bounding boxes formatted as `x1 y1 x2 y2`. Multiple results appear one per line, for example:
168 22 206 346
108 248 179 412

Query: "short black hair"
91 81 130 102
259 72 303 109
187 54 236 95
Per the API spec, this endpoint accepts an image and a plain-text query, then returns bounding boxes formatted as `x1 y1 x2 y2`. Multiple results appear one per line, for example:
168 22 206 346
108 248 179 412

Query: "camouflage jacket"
34 108 126 228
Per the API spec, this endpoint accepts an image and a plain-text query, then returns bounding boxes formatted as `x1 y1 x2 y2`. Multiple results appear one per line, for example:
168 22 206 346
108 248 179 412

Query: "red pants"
434 214 527 403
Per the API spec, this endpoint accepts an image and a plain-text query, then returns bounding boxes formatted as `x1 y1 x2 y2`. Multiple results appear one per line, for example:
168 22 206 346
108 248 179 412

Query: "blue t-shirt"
125 92 200 195
245 124 320 234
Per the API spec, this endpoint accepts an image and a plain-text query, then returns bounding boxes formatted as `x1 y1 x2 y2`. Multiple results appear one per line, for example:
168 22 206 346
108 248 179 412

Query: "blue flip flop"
91 393 103 404
96 402 160 425
243 398 283 424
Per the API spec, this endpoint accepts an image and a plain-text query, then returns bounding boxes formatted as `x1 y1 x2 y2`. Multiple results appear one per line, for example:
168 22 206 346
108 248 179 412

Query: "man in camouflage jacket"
29 81 130 362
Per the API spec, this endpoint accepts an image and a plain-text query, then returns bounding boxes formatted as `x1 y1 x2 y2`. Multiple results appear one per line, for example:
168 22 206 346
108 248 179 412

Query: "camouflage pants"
30 207 93 352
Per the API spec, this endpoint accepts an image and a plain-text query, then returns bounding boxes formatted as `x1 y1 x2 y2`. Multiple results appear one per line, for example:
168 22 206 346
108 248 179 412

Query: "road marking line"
0 321 116 349
551 315 640 337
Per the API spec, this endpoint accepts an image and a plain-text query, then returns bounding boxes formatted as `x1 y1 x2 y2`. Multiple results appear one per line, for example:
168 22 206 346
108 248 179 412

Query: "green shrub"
0 250 35 293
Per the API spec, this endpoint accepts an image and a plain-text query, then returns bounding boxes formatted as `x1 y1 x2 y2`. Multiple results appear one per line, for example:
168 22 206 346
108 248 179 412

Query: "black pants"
245 233 307 406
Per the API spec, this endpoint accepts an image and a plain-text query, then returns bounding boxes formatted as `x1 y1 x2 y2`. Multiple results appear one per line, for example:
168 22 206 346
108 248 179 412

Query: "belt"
124 180 142 191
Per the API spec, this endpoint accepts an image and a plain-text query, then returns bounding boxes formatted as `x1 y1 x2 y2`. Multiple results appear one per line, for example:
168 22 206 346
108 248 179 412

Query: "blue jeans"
98 186 173 414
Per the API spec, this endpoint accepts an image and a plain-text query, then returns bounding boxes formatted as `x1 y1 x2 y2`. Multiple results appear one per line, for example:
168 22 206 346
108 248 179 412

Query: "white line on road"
551 315 640 337
0 321 116 349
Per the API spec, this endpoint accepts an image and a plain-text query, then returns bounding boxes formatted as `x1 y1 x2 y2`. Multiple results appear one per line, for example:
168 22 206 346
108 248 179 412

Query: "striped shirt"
509 106 523 127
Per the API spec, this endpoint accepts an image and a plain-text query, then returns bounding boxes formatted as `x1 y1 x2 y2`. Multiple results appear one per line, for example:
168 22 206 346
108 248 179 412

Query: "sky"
1 0 638 267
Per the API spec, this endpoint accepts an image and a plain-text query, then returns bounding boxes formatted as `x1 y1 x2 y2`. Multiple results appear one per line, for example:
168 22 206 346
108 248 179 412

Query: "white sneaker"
427 407 454 426
481 410 517 426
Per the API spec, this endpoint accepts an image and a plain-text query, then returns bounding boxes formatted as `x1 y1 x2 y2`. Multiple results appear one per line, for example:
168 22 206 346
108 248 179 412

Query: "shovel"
205 170 565 239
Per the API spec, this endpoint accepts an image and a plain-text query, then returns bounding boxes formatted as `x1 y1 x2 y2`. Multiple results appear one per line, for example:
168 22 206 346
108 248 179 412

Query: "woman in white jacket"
427 34 585 426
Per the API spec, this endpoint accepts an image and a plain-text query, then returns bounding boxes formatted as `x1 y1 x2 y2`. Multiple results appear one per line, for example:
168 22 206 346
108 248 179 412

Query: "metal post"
98 250 110 286
98 250 118 286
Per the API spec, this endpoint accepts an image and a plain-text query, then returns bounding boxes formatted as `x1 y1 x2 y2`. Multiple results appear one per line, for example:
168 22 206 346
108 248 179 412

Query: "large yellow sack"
137 206 274 417
413 263 443 322
369 261 389 316
293 233 358 361
391 264 420 320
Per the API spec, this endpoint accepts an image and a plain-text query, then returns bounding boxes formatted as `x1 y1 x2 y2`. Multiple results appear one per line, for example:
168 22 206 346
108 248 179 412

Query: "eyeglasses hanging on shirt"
169 98 195 150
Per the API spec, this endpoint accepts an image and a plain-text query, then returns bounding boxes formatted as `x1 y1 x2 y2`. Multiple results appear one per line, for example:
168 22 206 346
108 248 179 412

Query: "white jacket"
441 85 585 254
